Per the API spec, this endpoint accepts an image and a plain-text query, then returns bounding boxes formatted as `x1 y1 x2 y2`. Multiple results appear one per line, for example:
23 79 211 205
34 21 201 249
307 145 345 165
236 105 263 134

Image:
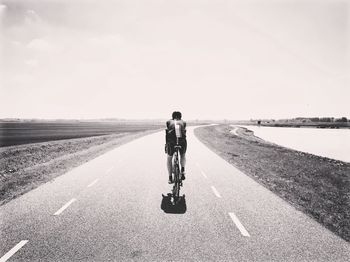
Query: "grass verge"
194 124 350 242
0 130 157 206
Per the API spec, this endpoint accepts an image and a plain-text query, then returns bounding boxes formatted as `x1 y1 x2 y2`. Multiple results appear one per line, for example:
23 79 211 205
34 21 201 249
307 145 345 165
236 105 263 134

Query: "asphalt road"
1 127 349 261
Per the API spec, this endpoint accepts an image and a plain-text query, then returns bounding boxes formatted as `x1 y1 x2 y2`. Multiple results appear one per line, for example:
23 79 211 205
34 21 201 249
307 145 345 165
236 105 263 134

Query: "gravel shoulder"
0 130 158 206
194 124 350 242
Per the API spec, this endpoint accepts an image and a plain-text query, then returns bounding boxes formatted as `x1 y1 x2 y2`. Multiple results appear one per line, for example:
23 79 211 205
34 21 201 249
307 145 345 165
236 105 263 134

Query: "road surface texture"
1 127 349 261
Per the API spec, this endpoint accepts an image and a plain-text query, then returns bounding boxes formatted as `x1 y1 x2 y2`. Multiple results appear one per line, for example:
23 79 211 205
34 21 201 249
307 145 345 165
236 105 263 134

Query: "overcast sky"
0 0 349 120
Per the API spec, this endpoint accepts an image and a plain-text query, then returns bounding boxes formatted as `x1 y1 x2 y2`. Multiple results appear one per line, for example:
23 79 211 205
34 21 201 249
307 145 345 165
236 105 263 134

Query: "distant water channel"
239 125 350 163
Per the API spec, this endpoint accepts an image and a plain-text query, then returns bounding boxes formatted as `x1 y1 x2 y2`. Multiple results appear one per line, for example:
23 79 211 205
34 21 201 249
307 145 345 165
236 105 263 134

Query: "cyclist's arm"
165 120 173 142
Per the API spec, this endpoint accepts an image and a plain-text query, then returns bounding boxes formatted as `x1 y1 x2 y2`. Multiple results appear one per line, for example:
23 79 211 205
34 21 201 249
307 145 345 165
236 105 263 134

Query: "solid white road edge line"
87 179 99 188
54 198 77 216
0 240 29 262
229 212 250 237
211 186 222 198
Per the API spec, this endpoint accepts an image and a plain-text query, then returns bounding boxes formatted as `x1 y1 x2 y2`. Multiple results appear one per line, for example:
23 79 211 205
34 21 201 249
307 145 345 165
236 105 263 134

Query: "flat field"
230 120 350 129
0 120 163 147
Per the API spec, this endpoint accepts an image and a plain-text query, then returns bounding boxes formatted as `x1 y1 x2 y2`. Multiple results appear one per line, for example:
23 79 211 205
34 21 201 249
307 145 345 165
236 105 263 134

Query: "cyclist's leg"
166 142 175 183
180 153 186 171
167 155 173 177
180 154 186 180
180 139 187 179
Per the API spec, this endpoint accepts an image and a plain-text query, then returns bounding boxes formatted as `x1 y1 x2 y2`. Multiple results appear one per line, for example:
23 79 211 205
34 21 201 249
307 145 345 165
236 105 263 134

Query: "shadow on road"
161 194 187 214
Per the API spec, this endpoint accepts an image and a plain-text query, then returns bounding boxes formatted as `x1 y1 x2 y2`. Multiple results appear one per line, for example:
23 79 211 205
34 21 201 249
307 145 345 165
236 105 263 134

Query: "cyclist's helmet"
172 111 182 120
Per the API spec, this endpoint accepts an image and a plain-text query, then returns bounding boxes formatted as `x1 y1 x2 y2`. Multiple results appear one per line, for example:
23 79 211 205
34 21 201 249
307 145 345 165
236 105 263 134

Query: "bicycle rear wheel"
173 163 181 202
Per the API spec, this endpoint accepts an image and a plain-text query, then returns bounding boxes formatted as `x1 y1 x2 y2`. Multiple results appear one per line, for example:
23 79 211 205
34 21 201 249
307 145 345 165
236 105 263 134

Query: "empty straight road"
1 127 349 261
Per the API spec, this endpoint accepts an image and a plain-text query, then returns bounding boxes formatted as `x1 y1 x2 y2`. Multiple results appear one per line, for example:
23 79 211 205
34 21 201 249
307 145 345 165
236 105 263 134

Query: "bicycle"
171 144 183 204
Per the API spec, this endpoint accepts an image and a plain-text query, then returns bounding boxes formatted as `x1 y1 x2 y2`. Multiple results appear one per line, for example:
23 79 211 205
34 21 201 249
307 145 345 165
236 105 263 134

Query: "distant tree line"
252 117 349 123
302 117 348 123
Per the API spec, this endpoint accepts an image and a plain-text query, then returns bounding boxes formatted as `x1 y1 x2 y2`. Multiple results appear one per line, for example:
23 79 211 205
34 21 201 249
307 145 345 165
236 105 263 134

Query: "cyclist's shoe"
181 172 186 180
181 167 186 180
168 176 174 184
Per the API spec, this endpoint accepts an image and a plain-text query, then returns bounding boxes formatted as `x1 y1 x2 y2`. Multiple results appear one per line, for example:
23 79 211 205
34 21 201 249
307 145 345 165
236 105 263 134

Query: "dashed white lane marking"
106 167 114 174
87 179 99 188
0 240 28 262
54 199 77 216
229 212 250 237
196 163 208 179
211 186 222 198
201 170 208 179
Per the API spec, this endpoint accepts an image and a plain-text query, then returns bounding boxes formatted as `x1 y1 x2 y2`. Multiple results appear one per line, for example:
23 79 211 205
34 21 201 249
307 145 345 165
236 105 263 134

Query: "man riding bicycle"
165 111 187 184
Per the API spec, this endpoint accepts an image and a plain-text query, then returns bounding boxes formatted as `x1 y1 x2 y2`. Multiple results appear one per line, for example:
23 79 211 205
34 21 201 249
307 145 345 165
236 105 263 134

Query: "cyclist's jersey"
165 119 187 155
166 119 186 143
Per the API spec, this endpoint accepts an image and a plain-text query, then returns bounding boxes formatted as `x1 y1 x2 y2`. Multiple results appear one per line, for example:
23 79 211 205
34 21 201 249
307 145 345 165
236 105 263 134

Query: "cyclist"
165 111 187 184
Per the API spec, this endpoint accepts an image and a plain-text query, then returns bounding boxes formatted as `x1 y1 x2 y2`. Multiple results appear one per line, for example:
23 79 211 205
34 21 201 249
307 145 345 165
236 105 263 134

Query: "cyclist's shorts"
165 139 187 156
